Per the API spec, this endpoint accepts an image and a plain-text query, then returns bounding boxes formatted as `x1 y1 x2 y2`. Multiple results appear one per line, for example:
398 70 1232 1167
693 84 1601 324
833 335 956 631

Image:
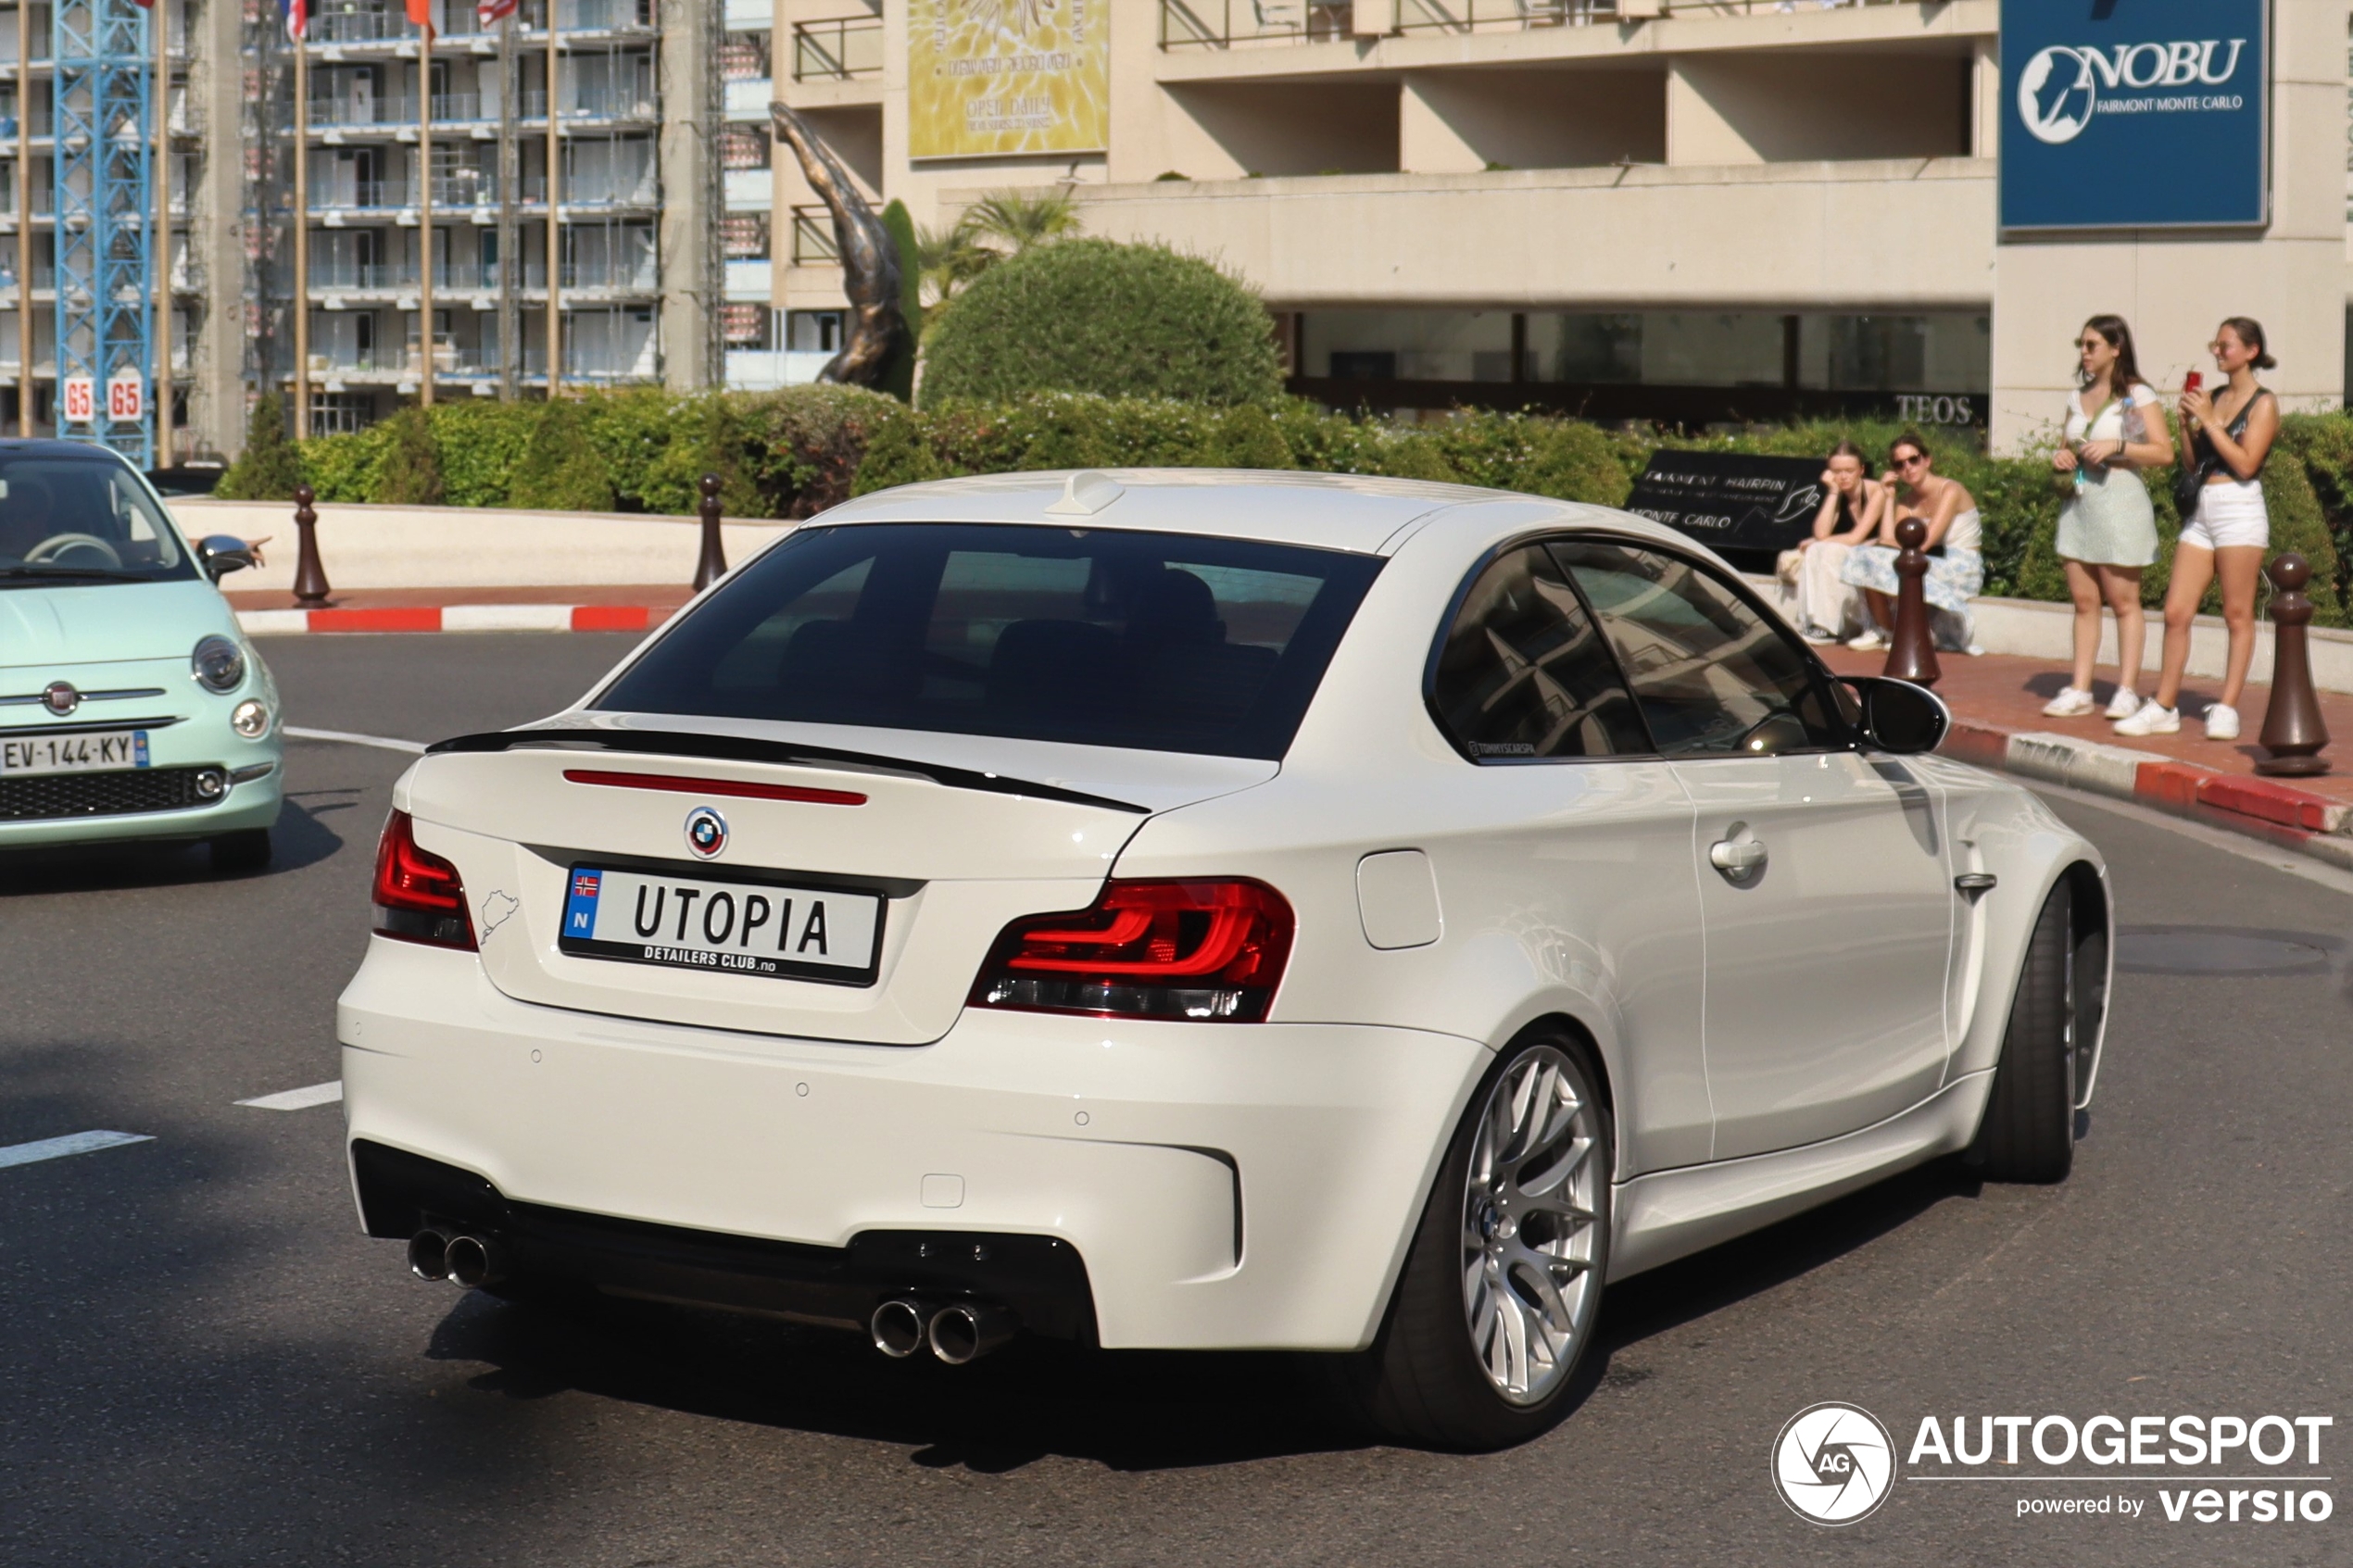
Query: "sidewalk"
1817 645 2353 867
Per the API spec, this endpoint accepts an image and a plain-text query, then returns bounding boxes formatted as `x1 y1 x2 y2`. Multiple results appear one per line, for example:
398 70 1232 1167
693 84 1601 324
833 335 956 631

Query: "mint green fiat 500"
0 442 282 872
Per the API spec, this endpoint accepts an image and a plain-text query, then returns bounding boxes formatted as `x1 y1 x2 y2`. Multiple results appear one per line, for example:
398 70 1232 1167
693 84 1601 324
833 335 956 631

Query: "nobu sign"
2000 0 2267 230
1621 451 1827 571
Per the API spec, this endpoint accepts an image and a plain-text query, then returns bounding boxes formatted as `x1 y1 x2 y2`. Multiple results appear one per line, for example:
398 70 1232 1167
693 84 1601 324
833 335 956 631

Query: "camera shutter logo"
684 806 728 860
2018 46 2098 145
1773 1403 1897 1525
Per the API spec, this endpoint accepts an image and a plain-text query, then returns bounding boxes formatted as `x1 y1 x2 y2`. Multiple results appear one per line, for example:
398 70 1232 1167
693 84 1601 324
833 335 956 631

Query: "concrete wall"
1401 68 1666 174
1666 51 1969 166
174 499 788 593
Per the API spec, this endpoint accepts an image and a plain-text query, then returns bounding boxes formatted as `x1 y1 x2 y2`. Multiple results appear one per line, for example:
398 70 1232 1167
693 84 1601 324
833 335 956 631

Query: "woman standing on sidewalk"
2116 318 2279 739
2042 316 2174 721
1777 441 1885 643
1840 433 1982 647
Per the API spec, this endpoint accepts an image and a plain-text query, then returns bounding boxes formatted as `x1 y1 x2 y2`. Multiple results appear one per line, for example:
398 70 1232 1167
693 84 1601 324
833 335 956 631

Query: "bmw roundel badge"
684 806 728 859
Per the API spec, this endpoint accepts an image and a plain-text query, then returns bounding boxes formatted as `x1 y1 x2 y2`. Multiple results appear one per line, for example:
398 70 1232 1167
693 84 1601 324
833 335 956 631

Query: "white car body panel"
338 470 2110 1352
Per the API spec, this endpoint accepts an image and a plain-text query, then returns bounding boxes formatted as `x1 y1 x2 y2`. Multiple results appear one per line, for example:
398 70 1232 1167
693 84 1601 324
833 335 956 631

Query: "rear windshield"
0 455 195 583
597 522 1384 759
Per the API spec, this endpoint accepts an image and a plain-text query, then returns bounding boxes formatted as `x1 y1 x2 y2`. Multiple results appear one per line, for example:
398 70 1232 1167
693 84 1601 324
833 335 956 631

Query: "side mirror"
197 534 255 583
1842 675 1949 755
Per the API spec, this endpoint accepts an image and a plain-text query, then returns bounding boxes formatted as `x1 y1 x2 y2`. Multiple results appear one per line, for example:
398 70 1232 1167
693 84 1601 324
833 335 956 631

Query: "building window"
720 31 769 81
719 124 770 170
722 303 769 345
722 214 770 259
786 309 843 354
308 392 375 436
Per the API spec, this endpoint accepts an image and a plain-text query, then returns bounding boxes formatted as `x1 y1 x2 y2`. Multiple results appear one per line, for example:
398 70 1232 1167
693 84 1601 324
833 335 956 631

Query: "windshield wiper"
0 566 155 583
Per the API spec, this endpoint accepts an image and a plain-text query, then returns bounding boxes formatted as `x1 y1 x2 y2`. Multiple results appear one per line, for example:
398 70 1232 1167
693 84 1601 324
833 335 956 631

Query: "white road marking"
236 1081 345 1111
0 1130 155 1170
283 725 428 755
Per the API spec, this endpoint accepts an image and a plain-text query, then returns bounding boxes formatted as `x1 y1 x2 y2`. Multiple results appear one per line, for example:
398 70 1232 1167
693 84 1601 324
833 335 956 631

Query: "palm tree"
912 217 996 315
963 187 1080 254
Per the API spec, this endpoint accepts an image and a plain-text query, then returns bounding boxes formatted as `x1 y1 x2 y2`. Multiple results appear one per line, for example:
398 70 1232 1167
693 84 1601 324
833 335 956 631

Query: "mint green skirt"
2055 469 2158 568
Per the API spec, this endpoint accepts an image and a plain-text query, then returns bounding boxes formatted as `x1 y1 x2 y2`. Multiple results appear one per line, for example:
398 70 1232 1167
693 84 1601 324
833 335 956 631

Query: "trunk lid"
400 715 1275 1045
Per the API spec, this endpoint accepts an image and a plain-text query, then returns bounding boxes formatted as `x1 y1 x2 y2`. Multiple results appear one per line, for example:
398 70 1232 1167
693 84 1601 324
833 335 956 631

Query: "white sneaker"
1846 630 1887 652
2204 703 2241 741
2105 686 2142 720
2113 703 2180 736
2041 686 2096 718
1800 627 1840 646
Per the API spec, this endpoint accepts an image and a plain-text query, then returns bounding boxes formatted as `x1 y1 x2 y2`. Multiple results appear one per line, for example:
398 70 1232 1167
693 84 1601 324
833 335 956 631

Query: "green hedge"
230 383 904 520
220 385 2353 628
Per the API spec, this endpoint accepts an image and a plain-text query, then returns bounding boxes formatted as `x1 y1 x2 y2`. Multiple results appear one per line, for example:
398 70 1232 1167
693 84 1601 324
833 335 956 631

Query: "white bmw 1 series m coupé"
338 469 2110 1450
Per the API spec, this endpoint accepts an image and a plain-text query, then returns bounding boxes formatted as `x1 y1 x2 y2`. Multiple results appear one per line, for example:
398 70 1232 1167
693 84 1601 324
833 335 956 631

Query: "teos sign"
2000 0 2266 231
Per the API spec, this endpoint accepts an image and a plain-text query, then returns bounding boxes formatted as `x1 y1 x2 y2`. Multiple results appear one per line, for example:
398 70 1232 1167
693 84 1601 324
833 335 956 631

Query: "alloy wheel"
1459 1045 1604 1405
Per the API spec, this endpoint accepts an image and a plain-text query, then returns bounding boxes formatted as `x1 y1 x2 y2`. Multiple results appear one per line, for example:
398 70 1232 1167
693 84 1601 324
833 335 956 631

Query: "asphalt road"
3 633 2348 1567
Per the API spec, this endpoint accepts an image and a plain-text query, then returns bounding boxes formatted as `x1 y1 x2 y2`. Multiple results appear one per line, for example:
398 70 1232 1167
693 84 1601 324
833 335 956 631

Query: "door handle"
1708 834 1768 883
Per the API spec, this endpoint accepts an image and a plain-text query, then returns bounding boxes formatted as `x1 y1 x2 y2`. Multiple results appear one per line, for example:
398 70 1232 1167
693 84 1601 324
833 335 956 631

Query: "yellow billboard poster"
908 0 1108 160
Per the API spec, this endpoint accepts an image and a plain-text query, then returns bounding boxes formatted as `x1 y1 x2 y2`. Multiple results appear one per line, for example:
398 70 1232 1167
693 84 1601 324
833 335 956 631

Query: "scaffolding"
52 0 150 464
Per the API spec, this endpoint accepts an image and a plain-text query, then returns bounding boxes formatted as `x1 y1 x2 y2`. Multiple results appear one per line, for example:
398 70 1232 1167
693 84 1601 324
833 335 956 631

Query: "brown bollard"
290 483 332 608
1881 515 1941 688
2255 552 2330 777
692 472 728 593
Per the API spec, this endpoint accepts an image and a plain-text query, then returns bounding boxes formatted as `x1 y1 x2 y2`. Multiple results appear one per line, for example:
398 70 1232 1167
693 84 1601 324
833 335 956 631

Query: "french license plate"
558 864 886 985
0 730 150 776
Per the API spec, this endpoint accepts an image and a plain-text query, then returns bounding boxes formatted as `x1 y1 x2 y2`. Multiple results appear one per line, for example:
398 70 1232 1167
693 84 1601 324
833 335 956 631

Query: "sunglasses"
2076 338 2109 351
1894 453 1929 469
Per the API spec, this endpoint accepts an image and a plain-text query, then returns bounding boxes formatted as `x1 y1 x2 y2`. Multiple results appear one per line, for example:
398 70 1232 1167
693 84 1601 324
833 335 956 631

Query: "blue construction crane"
51 0 150 466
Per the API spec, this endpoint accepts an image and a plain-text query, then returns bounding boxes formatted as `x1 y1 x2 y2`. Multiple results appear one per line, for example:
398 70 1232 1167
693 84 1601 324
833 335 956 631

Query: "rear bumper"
337 937 1491 1351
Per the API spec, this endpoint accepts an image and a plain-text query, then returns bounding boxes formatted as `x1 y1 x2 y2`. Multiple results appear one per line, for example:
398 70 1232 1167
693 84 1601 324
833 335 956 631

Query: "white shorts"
2178 480 2270 552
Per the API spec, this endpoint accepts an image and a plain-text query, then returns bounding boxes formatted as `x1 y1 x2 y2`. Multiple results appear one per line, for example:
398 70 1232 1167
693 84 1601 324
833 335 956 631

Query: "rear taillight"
969 879 1293 1022
371 809 476 950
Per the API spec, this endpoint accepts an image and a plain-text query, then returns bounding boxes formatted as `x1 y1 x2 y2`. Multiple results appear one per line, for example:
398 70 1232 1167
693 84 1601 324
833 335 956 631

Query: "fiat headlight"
192 634 245 694
232 698 270 738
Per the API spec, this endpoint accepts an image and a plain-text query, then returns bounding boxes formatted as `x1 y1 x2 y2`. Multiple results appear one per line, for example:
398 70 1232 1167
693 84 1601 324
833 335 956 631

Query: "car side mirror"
197 535 255 582
1842 676 1949 755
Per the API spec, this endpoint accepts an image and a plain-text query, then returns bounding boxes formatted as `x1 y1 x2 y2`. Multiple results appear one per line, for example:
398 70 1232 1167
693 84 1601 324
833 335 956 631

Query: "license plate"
558 864 886 985
0 730 150 776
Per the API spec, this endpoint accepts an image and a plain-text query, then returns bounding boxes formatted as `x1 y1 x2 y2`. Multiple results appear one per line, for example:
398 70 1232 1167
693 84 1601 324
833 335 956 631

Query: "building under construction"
0 0 776 464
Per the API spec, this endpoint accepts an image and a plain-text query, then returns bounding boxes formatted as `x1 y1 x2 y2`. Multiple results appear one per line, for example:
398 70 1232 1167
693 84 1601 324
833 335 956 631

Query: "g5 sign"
2000 0 2266 230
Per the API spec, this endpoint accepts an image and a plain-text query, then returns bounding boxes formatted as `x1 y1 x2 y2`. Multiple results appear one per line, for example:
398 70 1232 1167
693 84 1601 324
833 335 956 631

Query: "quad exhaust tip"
870 1297 932 1359
870 1298 1021 1362
408 1228 503 1289
927 1301 1017 1365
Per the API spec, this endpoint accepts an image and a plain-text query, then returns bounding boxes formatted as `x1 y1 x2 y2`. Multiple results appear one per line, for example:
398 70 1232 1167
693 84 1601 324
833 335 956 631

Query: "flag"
280 0 308 40
407 0 434 38
477 0 517 23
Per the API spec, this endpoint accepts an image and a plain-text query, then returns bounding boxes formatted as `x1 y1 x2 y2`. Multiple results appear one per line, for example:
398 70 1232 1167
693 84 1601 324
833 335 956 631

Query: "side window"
1551 539 1844 759
1430 543 1650 760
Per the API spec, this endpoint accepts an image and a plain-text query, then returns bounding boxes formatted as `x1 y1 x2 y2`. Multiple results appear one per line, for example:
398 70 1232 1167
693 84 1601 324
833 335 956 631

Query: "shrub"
213 393 305 500
371 406 444 506
506 395 617 512
918 239 1284 408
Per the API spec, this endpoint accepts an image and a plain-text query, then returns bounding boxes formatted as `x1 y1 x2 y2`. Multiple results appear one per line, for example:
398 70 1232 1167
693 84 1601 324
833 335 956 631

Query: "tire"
1349 1034 1613 1451
1968 880 2078 1183
209 828 273 875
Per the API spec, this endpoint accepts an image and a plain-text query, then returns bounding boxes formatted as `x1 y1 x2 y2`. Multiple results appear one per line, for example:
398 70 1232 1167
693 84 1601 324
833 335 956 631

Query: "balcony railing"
792 18 883 81
517 88 661 121
308 174 500 210
307 0 648 42
1162 0 1904 45
789 205 837 265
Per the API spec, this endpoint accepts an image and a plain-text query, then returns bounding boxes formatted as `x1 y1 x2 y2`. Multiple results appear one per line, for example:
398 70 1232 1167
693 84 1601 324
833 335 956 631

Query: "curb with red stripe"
237 604 670 635
1947 719 2353 871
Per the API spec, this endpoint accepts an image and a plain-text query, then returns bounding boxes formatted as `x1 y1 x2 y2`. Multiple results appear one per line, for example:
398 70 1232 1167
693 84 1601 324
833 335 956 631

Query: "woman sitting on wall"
1839 432 1983 651
1775 441 1886 645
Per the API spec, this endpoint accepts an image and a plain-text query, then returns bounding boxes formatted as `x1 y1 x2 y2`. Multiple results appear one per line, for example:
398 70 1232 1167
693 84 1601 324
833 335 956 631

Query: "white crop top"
2063 383 2159 446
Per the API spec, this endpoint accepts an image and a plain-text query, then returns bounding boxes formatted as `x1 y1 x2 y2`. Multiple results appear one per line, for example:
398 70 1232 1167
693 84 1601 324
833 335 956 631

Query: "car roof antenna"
1045 470 1125 517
